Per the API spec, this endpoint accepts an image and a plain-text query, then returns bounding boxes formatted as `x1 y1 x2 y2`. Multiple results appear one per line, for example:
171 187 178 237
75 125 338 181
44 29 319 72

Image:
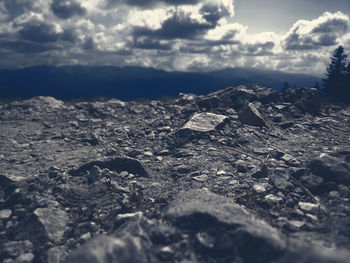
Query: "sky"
0 0 350 75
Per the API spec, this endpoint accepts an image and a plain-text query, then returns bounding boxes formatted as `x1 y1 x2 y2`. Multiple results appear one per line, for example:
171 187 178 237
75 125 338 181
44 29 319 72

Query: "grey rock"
308 154 350 185
17 208 69 243
65 235 148 263
196 96 221 109
270 168 291 190
182 112 228 132
46 246 68 263
13 253 34 263
0 240 33 258
166 189 285 261
238 103 267 127
66 212 153 263
0 209 12 219
283 87 321 114
88 165 102 184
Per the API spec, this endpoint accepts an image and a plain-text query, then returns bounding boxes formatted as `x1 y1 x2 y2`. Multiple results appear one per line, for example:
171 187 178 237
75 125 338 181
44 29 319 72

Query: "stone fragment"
236 160 248 173
298 202 320 214
17 208 69 243
182 112 228 132
253 184 267 193
265 194 283 206
88 165 101 184
14 253 34 263
0 209 12 219
46 246 68 263
238 103 267 127
193 174 208 182
196 95 221 109
269 169 291 190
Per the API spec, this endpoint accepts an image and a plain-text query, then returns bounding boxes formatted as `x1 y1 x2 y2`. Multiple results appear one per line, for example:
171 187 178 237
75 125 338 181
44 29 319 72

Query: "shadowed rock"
308 154 350 185
238 103 267 127
16 208 69 244
166 189 285 262
69 157 148 177
65 212 153 263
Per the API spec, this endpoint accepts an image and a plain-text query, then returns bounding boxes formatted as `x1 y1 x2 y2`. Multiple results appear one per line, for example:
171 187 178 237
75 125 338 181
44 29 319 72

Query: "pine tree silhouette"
345 62 350 101
323 46 348 101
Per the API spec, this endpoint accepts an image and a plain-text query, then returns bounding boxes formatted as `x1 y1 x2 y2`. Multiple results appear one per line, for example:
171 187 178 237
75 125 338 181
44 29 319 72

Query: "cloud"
51 0 87 19
133 12 214 40
1 0 349 76
284 12 350 50
103 0 201 9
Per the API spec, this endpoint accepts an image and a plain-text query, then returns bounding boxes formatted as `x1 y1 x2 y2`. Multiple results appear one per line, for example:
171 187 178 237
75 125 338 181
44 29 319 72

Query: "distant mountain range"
0 66 322 100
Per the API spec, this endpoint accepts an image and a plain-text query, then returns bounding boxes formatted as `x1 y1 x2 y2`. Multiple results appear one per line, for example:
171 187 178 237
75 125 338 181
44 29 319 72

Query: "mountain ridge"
0 65 321 100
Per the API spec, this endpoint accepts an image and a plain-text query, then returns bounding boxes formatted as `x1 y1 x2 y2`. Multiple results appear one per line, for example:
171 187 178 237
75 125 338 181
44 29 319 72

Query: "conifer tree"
345 62 350 101
323 46 347 100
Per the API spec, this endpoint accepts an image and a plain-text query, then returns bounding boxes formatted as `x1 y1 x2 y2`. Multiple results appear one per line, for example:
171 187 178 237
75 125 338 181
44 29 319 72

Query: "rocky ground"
1 84 350 263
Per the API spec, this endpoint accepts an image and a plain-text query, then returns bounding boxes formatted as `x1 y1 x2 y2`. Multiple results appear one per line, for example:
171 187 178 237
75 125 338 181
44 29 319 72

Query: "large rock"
199 84 281 109
308 154 350 185
65 212 153 263
238 103 267 127
65 235 148 263
181 112 228 132
69 157 148 177
166 189 285 262
283 87 321 114
17 208 69 243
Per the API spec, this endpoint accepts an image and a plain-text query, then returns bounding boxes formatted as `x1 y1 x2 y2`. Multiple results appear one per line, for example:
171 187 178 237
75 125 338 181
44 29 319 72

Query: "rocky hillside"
0 84 350 263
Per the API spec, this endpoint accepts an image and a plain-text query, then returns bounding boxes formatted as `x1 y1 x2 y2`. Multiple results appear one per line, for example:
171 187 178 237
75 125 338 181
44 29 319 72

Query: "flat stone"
216 170 226 176
193 174 208 182
0 209 12 219
182 112 228 132
253 184 267 193
298 202 320 214
265 194 283 205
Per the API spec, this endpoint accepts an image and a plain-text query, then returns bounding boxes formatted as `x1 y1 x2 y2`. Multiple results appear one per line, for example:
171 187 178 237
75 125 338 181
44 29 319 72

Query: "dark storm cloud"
18 22 61 43
246 41 275 53
200 3 230 24
284 28 337 50
61 28 78 43
51 0 86 19
103 0 200 8
311 17 349 33
82 37 95 50
3 0 32 20
284 12 349 51
133 12 214 40
133 37 172 50
0 36 60 53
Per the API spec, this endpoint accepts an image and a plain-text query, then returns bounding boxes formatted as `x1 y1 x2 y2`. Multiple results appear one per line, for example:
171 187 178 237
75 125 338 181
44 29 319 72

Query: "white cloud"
1 0 350 76
283 11 349 50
